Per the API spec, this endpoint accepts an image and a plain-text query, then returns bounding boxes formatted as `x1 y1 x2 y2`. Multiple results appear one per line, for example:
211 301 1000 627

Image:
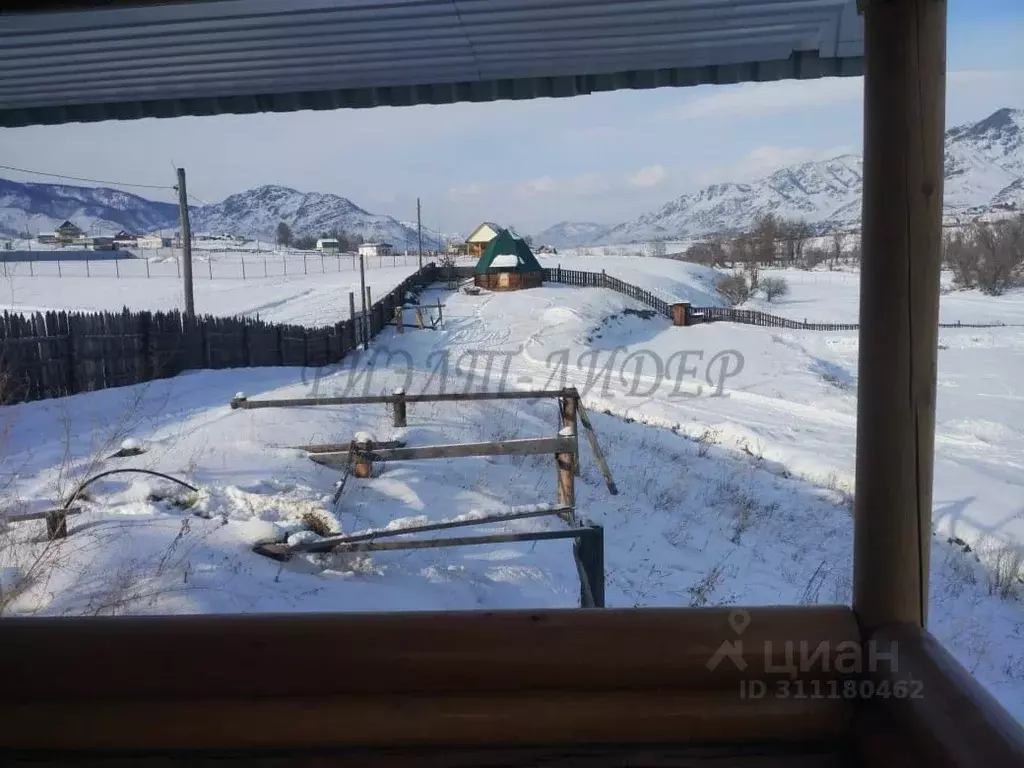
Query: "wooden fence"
688 306 860 331
543 267 673 317
0 264 439 405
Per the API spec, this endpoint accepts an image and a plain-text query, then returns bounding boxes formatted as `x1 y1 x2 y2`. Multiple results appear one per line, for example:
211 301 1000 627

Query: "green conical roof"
474 229 543 274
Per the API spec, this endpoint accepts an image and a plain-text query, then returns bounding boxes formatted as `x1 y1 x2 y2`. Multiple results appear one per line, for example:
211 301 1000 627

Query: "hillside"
189 185 418 246
544 107 1024 246
0 178 178 238
0 180 419 246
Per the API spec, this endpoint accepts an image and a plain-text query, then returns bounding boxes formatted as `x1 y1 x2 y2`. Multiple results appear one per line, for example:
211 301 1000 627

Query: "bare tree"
717 272 751 306
760 276 790 302
943 215 1024 294
781 218 813 265
276 221 293 247
829 229 848 271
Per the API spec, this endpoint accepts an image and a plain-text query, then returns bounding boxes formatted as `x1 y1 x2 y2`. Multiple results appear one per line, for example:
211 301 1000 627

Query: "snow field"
0 258 1022 719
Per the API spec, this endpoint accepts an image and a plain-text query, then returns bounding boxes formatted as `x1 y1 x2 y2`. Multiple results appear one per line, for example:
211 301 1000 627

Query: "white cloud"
446 183 487 201
671 77 864 122
513 173 611 199
628 165 668 188
694 144 856 186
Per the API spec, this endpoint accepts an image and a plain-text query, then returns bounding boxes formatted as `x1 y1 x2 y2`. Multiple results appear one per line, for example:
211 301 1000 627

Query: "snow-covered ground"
0 261 427 326
1 258 1023 719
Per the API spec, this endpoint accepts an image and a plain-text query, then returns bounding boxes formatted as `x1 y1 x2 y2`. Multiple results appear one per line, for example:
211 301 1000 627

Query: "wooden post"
560 395 580 476
365 286 372 342
854 0 947 633
349 292 358 349
556 407 576 524
392 389 407 428
353 438 373 479
436 298 443 328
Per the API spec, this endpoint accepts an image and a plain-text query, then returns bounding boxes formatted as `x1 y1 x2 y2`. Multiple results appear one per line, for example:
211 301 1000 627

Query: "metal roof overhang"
0 0 864 127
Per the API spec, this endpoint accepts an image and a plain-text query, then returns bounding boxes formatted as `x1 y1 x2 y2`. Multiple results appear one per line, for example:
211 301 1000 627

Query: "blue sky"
1 0 1022 235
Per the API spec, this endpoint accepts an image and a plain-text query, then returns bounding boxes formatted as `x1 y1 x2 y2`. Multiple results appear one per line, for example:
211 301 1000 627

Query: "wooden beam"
0 690 853 751
853 0 946 631
861 624 1024 768
308 437 576 467
231 389 574 410
0 607 859 699
297 527 590 555
575 399 619 495
277 505 574 554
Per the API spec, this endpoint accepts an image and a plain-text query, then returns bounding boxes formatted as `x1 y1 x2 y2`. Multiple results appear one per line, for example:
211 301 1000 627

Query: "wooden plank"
283 506 575 553
574 399 618 495
309 437 576 467
0 606 859 699
0 690 852 751
291 527 589 555
854 0 946 631
232 389 573 409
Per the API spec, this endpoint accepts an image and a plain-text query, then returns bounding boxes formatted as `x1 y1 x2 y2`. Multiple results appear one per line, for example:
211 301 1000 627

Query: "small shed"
473 230 544 291
316 238 340 254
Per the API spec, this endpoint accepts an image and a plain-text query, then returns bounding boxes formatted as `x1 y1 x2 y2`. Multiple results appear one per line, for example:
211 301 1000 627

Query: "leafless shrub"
985 542 1024 600
686 559 729 607
760 276 790 302
717 273 750 306
696 427 720 458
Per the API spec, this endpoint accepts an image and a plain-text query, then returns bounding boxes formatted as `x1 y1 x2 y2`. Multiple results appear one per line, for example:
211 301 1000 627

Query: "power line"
0 162 173 191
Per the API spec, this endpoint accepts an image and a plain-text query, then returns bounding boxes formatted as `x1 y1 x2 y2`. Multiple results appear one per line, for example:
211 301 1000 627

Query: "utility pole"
417 197 423 270
176 167 195 318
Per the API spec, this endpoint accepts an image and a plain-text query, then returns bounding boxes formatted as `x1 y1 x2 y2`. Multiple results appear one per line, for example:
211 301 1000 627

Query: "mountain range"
2 107 1020 249
536 106 1024 247
0 180 421 247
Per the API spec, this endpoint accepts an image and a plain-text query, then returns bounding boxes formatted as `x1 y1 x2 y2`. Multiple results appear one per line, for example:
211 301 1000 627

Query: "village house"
136 235 169 249
358 242 393 259
316 237 340 254
113 230 138 249
464 221 503 257
54 220 83 244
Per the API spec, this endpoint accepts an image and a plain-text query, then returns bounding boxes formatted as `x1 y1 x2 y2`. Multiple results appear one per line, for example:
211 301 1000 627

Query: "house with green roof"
473 229 545 291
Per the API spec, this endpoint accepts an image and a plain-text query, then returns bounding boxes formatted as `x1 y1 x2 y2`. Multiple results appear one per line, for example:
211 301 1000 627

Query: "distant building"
55 220 83 244
465 222 504 257
113 230 138 248
358 242 393 259
136 235 169 249
90 236 115 251
316 238 340 254
37 233 57 244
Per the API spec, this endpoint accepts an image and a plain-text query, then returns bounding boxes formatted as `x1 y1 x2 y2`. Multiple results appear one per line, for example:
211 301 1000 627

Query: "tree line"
943 214 1024 296
681 214 861 306
275 221 368 252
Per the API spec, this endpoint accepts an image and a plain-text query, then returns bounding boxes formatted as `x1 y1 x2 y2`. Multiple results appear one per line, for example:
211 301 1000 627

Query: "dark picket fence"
686 306 860 331
0 264 439 405
544 266 672 318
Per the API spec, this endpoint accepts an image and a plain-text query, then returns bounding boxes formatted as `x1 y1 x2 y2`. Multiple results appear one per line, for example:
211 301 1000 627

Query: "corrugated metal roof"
0 0 864 127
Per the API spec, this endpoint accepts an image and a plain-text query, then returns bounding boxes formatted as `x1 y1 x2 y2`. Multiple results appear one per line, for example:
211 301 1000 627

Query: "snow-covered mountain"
189 185 418 246
533 221 612 248
0 178 178 238
0 180 421 246
548 107 1023 246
